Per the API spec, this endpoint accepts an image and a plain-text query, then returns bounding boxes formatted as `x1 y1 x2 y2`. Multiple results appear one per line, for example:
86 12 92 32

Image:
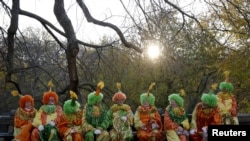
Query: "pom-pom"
70 90 78 100
48 80 54 92
11 90 19 97
148 82 156 91
224 71 230 82
96 81 104 96
180 89 186 97
211 83 218 91
147 82 156 96
116 82 121 91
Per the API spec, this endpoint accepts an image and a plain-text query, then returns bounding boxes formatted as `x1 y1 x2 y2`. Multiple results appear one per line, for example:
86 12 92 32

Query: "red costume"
134 83 163 141
12 93 37 141
189 103 222 141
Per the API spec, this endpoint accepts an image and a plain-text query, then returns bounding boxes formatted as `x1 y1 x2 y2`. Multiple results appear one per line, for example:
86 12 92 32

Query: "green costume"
82 81 110 141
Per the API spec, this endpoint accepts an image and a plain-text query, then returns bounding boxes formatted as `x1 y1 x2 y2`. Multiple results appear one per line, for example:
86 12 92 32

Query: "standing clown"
31 80 63 141
134 82 163 141
82 81 110 141
57 90 84 141
12 91 37 141
216 71 239 125
164 89 190 141
108 82 134 141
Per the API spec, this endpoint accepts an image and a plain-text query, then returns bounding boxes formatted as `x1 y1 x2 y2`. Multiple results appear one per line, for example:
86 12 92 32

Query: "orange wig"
112 92 127 102
42 91 59 104
19 95 34 109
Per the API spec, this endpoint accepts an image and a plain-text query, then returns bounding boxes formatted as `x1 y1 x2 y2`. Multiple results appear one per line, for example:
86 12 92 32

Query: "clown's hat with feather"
112 82 127 102
168 89 186 108
219 71 234 93
63 91 81 115
201 83 218 108
140 82 156 106
11 90 35 111
87 81 105 105
42 80 59 105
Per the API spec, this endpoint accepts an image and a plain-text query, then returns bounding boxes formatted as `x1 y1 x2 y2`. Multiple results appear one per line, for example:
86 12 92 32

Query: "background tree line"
0 0 250 114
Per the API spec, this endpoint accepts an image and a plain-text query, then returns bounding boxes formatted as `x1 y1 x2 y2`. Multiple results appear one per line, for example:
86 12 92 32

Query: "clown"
164 89 190 141
134 82 163 141
12 91 37 141
108 82 134 141
189 85 222 141
82 81 110 141
216 71 238 125
31 80 63 141
57 90 84 141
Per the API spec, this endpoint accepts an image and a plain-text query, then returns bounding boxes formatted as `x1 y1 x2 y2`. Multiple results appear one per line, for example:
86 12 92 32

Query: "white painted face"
170 100 178 108
116 99 125 106
25 101 32 111
143 100 150 107
48 97 55 105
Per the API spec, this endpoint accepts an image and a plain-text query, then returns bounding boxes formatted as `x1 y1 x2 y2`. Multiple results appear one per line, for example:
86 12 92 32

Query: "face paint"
48 97 55 105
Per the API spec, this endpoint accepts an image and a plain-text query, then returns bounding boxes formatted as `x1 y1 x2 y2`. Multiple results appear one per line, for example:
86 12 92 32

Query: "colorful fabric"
82 103 110 141
57 110 84 141
164 105 189 141
189 103 222 141
134 105 163 141
216 92 239 125
31 105 63 141
108 104 134 141
13 107 37 141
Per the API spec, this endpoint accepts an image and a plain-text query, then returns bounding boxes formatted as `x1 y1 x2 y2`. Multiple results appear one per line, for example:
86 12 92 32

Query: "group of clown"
11 71 238 141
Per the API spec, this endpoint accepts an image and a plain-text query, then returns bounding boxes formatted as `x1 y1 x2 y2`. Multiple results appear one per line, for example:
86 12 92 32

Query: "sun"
147 45 160 59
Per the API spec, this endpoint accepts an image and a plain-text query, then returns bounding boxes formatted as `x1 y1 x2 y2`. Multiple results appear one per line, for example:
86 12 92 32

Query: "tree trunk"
53 0 79 95
6 0 20 91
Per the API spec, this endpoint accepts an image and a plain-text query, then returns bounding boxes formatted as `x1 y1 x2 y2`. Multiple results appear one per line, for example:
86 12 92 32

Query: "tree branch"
76 0 142 53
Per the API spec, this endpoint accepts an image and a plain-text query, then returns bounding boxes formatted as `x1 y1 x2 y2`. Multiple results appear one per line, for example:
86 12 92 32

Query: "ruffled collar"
110 104 131 112
217 92 234 100
137 105 157 113
17 107 36 119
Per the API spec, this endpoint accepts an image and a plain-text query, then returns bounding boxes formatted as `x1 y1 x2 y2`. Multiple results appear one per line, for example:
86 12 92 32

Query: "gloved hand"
49 121 56 126
177 126 183 132
121 116 127 121
183 130 189 136
38 125 44 131
189 129 197 135
202 126 207 133
70 128 75 133
141 125 147 130
151 123 159 129
94 129 101 135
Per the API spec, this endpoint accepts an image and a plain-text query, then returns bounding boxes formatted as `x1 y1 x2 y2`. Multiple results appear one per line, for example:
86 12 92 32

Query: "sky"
1 0 207 43
2 0 128 42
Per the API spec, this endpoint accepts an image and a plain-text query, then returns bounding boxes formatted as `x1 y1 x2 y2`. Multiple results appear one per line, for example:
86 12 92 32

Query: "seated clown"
82 81 110 141
189 84 222 141
57 90 84 141
134 82 163 141
12 91 37 141
31 81 63 141
164 89 190 141
108 82 134 141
